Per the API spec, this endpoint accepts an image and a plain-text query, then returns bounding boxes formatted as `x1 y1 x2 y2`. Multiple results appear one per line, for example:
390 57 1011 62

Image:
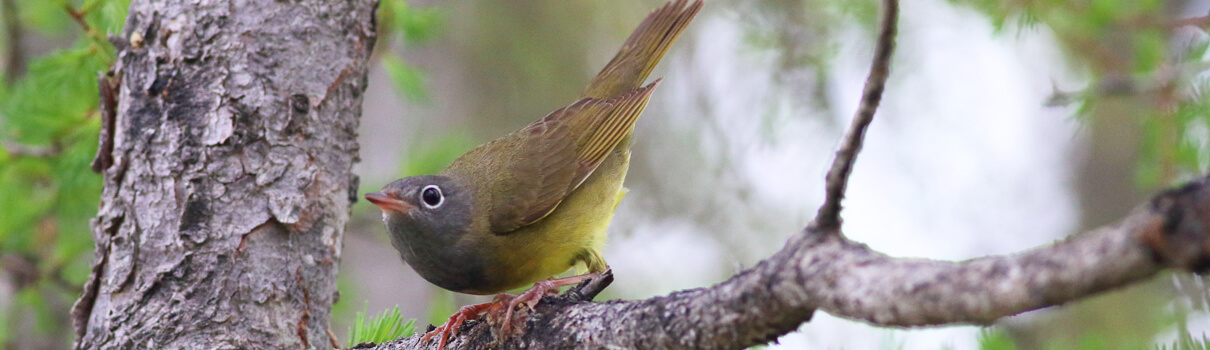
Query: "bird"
364 0 702 347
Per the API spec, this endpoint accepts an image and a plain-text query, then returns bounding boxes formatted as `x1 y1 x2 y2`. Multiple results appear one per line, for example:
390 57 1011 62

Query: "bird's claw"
422 273 605 347
498 273 600 336
420 302 498 349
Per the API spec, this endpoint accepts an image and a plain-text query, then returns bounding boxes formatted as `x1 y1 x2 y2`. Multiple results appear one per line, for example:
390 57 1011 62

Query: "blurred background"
3 0 1210 349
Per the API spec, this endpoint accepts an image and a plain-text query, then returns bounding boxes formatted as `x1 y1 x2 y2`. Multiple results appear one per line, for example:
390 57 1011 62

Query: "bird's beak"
365 192 413 213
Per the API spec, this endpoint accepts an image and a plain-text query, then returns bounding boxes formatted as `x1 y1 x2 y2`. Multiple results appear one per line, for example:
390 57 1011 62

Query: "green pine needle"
346 303 416 347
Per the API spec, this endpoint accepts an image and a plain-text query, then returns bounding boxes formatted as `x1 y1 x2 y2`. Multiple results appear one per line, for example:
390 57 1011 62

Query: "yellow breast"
477 148 630 292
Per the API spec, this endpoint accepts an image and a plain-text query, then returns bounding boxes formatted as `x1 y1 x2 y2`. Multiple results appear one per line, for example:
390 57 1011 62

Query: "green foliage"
399 131 475 177
0 0 128 346
946 0 1210 188
426 287 457 329
978 328 1016 350
330 260 360 339
346 304 416 347
1157 327 1210 350
975 325 1209 350
337 3 443 345
382 51 430 103
0 0 441 348
377 0 443 103
380 0 442 45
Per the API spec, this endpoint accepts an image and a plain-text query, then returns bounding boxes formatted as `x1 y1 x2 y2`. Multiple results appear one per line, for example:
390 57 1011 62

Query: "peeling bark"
71 1 378 349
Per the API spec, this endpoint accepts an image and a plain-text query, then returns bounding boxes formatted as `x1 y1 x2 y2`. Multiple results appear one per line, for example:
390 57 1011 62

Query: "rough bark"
354 176 1210 350
71 0 378 349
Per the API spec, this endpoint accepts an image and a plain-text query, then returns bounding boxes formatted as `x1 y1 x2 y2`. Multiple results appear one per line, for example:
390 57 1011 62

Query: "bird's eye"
420 185 443 208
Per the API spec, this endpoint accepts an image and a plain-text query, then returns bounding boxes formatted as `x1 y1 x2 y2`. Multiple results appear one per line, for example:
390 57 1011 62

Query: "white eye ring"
420 185 444 209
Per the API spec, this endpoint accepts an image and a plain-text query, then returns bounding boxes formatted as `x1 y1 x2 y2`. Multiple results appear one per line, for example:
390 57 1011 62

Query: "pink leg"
498 273 600 336
420 302 501 349
422 272 603 347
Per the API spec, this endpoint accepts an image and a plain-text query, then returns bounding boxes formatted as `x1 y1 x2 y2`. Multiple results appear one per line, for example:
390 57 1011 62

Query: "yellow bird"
365 0 702 347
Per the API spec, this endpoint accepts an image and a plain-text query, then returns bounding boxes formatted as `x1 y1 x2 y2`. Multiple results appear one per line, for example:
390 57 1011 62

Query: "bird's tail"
580 0 703 99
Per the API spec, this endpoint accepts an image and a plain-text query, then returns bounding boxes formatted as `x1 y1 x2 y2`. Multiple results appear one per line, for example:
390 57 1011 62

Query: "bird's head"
365 175 474 244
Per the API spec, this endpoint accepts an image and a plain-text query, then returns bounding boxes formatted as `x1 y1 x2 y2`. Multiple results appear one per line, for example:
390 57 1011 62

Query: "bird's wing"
449 82 659 234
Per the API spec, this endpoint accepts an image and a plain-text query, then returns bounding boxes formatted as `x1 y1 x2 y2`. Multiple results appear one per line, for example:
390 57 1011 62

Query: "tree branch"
1169 13 1210 30
361 176 1210 349
351 0 1210 348
1 139 60 157
1 0 24 82
815 0 897 231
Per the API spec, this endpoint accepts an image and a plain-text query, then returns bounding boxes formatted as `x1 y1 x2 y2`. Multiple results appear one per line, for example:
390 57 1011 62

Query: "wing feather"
446 82 659 234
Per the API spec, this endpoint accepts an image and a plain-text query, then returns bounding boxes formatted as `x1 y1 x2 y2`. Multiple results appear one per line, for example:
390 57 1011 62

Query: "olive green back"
441 0 702 236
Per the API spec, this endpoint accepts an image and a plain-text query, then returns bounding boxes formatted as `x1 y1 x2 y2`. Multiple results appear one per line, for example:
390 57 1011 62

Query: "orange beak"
365 192 413 213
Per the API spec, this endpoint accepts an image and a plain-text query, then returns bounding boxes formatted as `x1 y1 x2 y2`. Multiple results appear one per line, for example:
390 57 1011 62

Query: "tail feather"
580 0 703 99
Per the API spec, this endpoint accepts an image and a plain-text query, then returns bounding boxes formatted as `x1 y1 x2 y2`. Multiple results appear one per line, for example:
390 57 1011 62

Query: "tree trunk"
71 1 377 349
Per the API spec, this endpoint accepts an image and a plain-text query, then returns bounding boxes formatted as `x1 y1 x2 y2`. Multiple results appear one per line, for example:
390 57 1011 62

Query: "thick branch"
815 0 898 230
361 176 1210 350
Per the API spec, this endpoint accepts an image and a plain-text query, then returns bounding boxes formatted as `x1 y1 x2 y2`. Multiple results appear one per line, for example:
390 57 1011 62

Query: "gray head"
369 175 460 219
365 175 487 292
365 175 476 246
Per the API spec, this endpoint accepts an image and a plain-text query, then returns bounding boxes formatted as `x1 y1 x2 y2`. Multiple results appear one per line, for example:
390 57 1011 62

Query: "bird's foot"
420 302 501 349
421 271 612 348
496 272 601 336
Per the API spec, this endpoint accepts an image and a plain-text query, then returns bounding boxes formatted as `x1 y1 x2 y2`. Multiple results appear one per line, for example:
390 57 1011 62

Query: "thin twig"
0 251 81 293
0 253 38 289
64 4 90 33
1 0 24 83
1170 14 1210 30
564 269 614 302
814 0 898 231
64 2 109 52
2 139 60 157
1043 62 1203 107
